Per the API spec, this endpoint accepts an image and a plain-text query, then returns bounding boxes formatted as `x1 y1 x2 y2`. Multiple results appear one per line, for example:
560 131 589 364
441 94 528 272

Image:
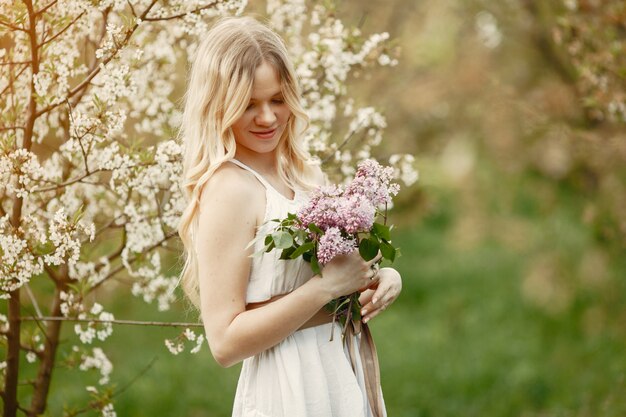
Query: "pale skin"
196 61 402 368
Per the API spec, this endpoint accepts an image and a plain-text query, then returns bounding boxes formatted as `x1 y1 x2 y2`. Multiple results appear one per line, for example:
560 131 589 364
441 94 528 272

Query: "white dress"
228 158 387 417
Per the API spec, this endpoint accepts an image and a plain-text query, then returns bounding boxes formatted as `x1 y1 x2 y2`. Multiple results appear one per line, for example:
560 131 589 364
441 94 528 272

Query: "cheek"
279 108 292 123
232 115 251 136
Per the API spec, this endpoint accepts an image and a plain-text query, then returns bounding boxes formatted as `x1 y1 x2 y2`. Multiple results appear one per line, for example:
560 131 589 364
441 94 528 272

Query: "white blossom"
0 214 44 295
0 0 417 408
102 403 117 417
79 347 112 385
389 154 419 186
42 207 94 267
164 338 185 355
0 314 8 333
73 306 114 344
475 11 502 49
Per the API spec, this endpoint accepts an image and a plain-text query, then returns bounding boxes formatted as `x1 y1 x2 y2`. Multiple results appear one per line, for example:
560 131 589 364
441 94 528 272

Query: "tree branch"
4 0 39 414
22 316 202 328
0 19 28 32
83 229 179 296
141 0 219 22
0 126 26 132
61 356 158 417
0 63 30 97
23 283 45 324
30 168 110 193
0 60 32 66
28 283 68 416
35 0 58 16
39 10 86 48
35 1 160 118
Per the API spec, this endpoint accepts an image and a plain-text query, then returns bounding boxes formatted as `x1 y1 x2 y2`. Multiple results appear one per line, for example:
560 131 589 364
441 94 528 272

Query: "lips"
250 127 277 139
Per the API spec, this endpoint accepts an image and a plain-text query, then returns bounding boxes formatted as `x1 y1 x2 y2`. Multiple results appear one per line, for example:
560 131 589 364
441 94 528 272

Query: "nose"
254 102 277 127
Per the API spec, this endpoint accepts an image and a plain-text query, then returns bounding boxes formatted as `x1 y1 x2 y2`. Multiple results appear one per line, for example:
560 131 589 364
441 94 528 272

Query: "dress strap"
228 158 273 191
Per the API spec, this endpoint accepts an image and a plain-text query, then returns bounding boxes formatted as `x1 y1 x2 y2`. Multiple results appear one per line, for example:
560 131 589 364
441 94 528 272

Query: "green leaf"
359 238 379 261
272 231 293 249
264 234 273 246
290 241 315 259
372 222 391 241
308 223 323 235
73 204 85 223
311 254 321 275
294 229 307 245
279 246 296 260
380 240 396 262
264 239 275 253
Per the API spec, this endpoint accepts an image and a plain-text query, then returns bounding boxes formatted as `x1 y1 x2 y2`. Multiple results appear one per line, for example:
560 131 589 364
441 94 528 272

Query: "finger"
361 285 389 317
371 284 391 306
363 306 384 323
360 302 373 316
358 289 375 305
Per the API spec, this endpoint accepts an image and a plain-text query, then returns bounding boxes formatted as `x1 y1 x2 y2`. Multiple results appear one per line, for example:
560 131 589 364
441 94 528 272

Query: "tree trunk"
27 282 66 417
3 290 22 417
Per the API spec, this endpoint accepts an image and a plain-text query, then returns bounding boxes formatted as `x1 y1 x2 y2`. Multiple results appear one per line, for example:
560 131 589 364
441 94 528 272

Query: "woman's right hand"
320 248 383 299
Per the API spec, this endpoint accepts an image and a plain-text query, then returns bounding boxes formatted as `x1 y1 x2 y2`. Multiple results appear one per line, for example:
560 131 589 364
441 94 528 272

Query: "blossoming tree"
0 0 417 415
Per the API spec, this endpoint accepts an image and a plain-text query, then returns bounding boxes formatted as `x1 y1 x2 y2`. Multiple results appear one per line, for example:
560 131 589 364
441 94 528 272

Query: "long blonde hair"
176 15 319 315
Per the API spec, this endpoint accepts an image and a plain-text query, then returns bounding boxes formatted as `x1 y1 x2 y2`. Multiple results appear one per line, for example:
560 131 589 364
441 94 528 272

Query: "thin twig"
35 0 58 16
0 19 28 32
39 10 85 47
0 62 30 97
0 60 32 66
0 125 26 131
24 283 45 324
84 229 179 296
113 355 158 395
141 0 219 21
65 98 90 174
21 316 202 327
126 0 137 18
29 168 108 193
62 356 159 417
321 128 361 165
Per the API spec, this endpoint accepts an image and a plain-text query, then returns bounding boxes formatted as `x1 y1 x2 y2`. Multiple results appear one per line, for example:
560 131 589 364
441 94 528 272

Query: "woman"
176 15 402 417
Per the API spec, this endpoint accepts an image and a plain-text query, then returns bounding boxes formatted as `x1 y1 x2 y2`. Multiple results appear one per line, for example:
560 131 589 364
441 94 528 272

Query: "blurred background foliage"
39 0 626 415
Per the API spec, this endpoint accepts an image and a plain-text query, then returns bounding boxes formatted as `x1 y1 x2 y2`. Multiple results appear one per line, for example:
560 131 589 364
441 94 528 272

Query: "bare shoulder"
198 161 265 224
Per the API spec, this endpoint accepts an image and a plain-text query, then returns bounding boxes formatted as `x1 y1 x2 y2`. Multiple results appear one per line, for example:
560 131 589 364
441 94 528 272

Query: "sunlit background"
7 0 625 416
117 2 624 416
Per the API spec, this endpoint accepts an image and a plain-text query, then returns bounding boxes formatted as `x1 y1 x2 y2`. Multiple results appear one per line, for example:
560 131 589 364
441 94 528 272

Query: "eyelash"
246 99 285 110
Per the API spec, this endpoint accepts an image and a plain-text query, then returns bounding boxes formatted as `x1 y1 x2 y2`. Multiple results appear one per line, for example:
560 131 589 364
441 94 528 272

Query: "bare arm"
197 163 379 368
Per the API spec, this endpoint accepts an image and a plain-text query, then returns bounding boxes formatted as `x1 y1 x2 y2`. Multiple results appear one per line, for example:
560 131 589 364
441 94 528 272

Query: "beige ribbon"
344 318 385 417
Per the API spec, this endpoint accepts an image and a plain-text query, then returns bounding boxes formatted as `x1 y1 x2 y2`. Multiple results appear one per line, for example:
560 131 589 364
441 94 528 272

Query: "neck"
234 149 278 176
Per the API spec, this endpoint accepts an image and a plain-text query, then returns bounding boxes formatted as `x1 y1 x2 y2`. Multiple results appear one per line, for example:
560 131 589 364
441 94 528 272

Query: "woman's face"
231 61 291 156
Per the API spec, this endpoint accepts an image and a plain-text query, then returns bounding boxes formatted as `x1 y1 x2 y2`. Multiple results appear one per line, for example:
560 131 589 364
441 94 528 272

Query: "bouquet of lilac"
255 159 401 341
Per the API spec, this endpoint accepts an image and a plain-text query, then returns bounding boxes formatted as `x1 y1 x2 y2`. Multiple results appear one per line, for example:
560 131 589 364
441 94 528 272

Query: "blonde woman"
176 15 402 417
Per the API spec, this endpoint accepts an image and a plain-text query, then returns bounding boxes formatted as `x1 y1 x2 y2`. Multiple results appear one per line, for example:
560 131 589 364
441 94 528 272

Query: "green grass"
8 193 626 416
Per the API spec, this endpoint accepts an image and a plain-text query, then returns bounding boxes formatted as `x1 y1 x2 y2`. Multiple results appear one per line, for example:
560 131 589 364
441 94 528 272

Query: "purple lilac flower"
296 189 375 235
317 227 357 265
345 159 400 207
296 184 345 231
336 195 376 234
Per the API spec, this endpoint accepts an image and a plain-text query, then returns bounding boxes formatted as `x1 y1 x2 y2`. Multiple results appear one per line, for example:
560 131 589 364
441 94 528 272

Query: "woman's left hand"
358 267 402 324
